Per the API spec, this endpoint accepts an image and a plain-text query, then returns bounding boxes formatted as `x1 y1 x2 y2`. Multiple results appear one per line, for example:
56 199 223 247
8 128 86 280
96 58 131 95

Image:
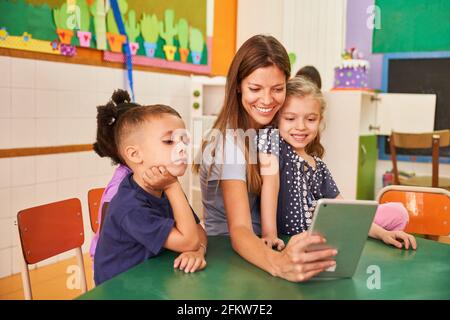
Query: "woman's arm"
222 180 337 282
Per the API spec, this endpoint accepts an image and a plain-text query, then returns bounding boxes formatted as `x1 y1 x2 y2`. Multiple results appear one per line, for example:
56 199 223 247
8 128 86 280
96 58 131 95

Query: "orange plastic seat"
87 188 105 233
377 185 450 237
17 198 87 300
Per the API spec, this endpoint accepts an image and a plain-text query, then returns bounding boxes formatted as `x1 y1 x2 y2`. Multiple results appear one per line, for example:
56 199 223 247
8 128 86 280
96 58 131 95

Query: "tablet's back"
308 199 378 278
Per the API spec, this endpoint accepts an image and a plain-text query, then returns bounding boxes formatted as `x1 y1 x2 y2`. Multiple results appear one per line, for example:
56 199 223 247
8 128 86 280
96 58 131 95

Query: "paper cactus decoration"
89 0 110 49
189 27 204 64
177 18 189 62
125 10 140 42
53 3 75 44
106 0 128 34
141 13 159 58
159 9 178 47
141 13 159 43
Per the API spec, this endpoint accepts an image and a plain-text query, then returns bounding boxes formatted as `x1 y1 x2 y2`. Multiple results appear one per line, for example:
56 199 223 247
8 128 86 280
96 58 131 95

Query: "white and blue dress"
257 128 340 235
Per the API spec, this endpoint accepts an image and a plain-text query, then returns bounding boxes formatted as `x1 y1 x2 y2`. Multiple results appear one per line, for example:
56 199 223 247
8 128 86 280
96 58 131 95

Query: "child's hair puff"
93 89 140 165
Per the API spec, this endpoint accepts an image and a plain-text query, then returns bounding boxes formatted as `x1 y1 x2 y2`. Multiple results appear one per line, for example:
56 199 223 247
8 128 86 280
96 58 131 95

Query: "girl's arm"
222 180 337 282
334 195 416 249
259 152 284 250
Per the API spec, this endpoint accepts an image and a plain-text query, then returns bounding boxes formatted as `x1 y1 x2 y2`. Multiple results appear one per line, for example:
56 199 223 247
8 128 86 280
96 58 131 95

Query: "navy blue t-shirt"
257 128 340 235
94 173 199 285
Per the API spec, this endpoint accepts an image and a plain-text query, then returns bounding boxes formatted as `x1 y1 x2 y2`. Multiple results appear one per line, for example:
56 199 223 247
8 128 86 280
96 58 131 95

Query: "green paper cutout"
288 52 297 67
141 13 159 43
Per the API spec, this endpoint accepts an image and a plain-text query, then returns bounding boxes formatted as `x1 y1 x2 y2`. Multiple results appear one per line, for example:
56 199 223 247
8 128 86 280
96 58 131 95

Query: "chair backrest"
17 198 87 299
377 185 450 236
389 130 450 187
87 188 105 233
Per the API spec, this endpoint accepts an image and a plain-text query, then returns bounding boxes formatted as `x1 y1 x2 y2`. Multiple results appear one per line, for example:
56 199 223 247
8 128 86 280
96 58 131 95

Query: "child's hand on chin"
381 230 417 250
142 166 178 191
174 249 207 273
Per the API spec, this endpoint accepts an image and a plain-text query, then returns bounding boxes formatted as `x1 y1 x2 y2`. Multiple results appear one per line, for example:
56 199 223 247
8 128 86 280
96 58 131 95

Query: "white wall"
0 56 192 278
237 0 284 48
237 0 347 91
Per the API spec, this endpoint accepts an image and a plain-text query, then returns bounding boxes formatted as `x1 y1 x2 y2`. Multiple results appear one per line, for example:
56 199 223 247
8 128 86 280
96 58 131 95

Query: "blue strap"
109 0 135 102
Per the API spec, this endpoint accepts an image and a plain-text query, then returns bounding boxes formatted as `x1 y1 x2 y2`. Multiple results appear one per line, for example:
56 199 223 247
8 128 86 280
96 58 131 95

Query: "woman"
193 35 337 282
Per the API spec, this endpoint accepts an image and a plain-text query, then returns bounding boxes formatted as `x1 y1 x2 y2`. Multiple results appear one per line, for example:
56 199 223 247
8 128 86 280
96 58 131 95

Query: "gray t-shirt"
199 132 261 236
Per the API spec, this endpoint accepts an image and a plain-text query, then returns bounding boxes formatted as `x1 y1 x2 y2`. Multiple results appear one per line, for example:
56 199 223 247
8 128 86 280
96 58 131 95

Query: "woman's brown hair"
192 35 291 194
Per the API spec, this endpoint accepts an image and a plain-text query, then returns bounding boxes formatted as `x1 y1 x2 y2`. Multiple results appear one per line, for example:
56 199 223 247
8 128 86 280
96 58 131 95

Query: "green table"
79 236 450 300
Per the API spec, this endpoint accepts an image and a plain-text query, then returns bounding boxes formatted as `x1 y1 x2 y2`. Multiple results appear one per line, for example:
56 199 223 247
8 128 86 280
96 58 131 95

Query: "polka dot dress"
257 128 340 235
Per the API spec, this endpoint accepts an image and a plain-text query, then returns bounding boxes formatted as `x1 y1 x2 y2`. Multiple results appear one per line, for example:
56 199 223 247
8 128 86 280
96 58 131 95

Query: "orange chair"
17 198 87 300
87 188 105 234
377 185 450 237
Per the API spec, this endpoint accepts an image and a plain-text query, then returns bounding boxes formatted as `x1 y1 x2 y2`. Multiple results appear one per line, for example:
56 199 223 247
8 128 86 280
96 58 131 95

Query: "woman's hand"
143 166 178 191
174 247 207 273
273 232 338 282
261 236 285 251
380 230 417 250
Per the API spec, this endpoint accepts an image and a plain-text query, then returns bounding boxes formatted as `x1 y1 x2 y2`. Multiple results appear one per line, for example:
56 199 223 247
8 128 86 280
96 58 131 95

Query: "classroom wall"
345 0 383 90
0 56 192 278
237 0 347 91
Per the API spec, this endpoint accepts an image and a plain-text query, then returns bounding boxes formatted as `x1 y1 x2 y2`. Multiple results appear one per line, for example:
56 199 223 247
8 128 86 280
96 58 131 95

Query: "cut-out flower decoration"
0 27 8 41
22 32 32 42
50 39 60 51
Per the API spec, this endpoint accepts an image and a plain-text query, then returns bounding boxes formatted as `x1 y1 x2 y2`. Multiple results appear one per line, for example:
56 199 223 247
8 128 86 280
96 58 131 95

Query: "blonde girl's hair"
192 34 291 194
285 76 326 158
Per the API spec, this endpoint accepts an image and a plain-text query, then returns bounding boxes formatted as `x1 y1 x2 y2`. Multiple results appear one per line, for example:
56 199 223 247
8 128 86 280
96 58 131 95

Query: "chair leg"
425 235 439 241
431 136 439 188
20 255 32 300
389 135 400 185
75 248 88 294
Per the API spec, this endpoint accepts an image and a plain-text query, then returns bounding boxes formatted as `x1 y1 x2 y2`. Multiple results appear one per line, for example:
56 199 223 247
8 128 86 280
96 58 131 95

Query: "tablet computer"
307 199 378 279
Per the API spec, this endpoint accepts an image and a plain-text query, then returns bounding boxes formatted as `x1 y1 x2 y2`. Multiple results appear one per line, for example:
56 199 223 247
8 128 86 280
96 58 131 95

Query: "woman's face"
240 65 286 129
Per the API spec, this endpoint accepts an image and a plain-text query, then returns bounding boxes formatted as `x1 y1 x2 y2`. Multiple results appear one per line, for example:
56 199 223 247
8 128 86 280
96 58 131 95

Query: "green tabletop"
79 236 450 300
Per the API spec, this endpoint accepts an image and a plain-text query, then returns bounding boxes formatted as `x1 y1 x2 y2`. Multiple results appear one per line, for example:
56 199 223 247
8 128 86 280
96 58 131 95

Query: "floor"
0 253 95 300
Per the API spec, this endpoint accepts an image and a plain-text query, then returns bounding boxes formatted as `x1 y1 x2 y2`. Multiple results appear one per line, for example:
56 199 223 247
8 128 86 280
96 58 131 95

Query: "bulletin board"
0 0 213 74
372 0 450 53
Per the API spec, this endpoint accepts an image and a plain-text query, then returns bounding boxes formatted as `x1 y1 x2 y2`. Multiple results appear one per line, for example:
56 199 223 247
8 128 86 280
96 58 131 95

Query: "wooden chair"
17 198 87 300
87 188 105 234
377 185 450 238
388 130 450 189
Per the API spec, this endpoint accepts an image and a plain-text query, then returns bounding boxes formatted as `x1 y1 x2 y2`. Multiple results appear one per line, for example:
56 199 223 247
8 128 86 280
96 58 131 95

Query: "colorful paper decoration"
0 0 211 74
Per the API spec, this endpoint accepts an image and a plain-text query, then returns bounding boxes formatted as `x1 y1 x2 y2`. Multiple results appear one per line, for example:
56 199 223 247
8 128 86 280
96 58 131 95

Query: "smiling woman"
191 35 339 283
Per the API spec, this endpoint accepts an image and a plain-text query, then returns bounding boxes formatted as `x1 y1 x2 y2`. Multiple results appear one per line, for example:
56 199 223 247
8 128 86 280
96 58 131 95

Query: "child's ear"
123 145 142 165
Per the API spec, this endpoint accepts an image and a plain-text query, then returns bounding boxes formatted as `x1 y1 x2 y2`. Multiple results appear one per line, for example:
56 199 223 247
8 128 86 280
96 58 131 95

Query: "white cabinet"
375 93 436 135
322 91 436 199
188 76 226 220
